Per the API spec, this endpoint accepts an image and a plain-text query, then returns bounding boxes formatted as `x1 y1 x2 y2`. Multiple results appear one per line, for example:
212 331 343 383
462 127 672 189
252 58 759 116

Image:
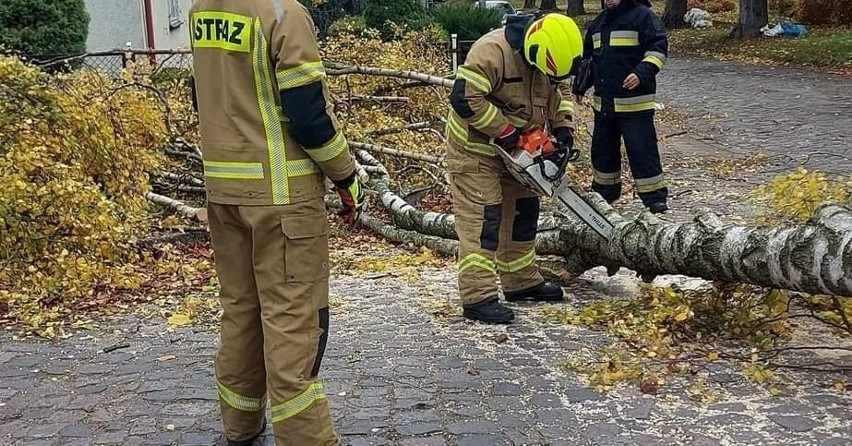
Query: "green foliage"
328 15 372 37
300 0 367 36
431 1 502 41
363 0 429 39
669 26 852 69
0 0 90 55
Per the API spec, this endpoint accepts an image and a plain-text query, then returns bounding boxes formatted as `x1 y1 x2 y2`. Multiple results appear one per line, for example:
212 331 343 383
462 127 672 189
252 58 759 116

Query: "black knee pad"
480 203 501 250
512 197 540 242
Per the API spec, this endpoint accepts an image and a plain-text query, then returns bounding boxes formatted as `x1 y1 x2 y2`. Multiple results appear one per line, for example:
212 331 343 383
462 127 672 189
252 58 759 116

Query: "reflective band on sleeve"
306 131 348 163
276 61 326 90
496 249 536 273
610 30 640 46
271 382 327 423
457 66 492 94
592 33 601 49
634 174 666 193
592 95 602 112
470 103 499 130
252 18 289 204
643 51 667 69
217 381 266 412
507 114 527 127
447 113 496 157
594 169 621 185
458 253 496 274
557 99 574 114
614 94 657 113
203 161 265 180
287 158 320 177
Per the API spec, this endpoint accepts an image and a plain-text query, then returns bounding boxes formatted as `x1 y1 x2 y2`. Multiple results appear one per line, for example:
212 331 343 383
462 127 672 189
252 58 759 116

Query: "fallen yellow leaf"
167 313 192 327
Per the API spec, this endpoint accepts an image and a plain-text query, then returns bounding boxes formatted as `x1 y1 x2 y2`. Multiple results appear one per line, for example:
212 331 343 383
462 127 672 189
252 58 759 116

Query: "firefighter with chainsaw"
446 13 584 324
188 0 364 444
573 0 670 213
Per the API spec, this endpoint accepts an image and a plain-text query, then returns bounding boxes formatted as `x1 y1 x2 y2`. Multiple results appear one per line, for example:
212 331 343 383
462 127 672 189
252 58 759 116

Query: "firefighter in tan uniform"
447 13 584 324
188 0 363 444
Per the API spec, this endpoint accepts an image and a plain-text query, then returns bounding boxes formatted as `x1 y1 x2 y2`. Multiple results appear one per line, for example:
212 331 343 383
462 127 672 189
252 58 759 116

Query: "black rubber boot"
462 298 515 324
504 281 565 302
649 201 669 214
216 419 266 446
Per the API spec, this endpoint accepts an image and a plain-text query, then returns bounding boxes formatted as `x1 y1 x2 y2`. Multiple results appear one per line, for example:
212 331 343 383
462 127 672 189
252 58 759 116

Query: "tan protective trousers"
447 141 545 306
207 197 339 446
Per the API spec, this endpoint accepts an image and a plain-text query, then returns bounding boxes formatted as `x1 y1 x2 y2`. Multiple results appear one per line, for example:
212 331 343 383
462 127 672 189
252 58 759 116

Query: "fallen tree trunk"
360 158 852 296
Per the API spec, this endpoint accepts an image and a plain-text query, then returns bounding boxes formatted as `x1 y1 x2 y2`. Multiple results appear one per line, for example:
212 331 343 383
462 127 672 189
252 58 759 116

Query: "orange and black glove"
333 172 365 226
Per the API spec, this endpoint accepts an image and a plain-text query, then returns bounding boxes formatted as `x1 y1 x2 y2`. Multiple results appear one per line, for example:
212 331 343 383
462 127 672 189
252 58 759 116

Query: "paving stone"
702 413 755 426
395 409 440 424
455 434 508 446
401 436 446 446
445 420 501 435
827 407 852 421
179 432 221 445
622 399 656 420
530 393 562 408
59 424 93 438
395 422 442 436
92 431 127 444
633 433 669 446
26 423 65 439
708 402 747 412
688 433 724 446
490 382 523 396
565 388 604 403
768 414 821 432
535 408 578 426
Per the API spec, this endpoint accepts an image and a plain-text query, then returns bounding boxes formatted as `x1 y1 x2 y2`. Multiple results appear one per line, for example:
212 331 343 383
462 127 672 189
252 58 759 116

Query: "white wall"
83 0 146 51
150 0 196 50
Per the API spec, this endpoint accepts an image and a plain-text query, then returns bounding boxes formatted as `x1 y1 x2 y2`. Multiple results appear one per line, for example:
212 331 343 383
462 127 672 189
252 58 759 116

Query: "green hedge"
0 0 89 55
364 0 429 39
431 1 501 41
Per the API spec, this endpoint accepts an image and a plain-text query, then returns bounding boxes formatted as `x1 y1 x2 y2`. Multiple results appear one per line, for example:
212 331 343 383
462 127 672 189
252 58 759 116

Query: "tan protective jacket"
447 14 575 157
189 0 355 206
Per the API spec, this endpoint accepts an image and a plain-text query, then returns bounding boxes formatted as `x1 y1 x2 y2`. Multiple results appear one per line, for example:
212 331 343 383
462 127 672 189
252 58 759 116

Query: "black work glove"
554 127 580 162
495 124 520 150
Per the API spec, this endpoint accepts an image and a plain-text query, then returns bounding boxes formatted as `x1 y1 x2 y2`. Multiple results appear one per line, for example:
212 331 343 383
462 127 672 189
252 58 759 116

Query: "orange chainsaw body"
518 128 556 155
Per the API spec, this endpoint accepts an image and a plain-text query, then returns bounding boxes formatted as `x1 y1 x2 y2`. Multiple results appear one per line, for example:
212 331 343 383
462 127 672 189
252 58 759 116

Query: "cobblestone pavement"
2 266 852 446
658 57 852 174
3 60 852 446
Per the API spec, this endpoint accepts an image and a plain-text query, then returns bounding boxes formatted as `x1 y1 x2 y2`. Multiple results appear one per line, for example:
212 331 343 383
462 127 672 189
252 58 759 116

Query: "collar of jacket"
504 13 538 72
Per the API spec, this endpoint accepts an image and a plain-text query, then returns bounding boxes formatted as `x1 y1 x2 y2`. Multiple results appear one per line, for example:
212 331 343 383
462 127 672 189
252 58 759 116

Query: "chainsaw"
493 128 614 241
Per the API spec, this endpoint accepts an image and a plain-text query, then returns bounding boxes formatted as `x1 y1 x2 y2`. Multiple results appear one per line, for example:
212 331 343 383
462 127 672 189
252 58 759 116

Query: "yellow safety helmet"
523 14 583 82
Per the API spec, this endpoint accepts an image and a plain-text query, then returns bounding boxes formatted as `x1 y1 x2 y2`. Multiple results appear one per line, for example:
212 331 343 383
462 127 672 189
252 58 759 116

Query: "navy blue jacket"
577 0 668 114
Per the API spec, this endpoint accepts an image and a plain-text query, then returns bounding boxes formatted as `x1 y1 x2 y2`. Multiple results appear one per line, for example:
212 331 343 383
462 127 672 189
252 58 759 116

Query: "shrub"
687 0 705 8
0 56 167 335
328 15 373 37
770 0 796 16
431 1 502 41
794 0 852 25
0 0 89 55
364 0 428 39
300 0 367 36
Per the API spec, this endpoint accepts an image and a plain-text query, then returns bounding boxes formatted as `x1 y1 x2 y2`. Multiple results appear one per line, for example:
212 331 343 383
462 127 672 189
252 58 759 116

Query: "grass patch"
670 25 852 70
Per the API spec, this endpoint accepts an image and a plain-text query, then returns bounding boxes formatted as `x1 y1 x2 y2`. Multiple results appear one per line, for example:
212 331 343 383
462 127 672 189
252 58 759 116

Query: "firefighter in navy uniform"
447 13 584 324
188 0 363 445
573 0 670 213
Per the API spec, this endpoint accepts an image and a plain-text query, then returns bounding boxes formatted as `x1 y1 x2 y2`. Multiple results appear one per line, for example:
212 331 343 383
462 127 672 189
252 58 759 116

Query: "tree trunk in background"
731 0 769 37
523 0 536 9
662 0 688 29
540 0 558 11
567 0 586 16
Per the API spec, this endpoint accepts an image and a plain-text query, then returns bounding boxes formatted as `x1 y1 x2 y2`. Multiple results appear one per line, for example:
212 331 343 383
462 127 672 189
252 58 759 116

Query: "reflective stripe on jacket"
189 0 355 205
582 0 668 115
447 14 575 157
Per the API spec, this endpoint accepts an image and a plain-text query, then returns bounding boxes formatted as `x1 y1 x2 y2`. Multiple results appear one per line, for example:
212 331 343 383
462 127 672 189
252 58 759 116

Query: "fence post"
451 33 458 73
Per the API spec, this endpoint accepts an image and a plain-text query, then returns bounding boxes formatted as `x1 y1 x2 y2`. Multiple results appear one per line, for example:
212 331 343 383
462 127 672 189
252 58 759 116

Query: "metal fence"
20 49 194 76
21 37 477 78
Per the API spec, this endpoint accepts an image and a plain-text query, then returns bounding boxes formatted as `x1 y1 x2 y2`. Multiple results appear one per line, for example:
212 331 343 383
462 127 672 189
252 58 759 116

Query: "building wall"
150 0 196 50
83 0 146 51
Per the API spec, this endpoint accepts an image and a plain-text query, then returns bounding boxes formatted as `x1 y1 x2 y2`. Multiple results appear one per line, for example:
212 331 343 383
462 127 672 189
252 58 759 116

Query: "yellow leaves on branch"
0 55 169 333
751 167 851 223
